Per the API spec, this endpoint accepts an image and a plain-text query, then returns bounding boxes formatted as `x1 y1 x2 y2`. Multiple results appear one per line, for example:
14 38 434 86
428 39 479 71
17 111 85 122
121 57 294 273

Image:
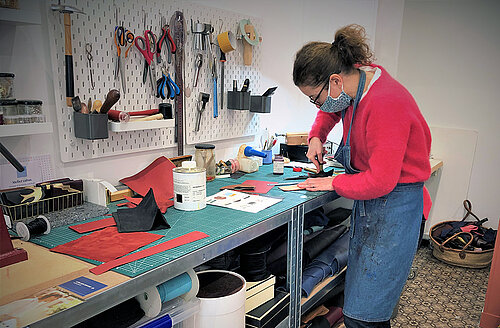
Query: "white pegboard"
46 0 262 163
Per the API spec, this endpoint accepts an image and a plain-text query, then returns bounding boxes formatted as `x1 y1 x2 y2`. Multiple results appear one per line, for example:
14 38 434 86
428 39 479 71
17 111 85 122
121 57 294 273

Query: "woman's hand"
307 137 325 172
297 177 334 191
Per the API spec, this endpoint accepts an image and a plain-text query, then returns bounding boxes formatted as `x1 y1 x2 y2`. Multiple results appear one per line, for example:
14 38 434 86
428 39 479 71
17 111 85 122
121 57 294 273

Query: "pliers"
157 65 180 100
157 19 176 64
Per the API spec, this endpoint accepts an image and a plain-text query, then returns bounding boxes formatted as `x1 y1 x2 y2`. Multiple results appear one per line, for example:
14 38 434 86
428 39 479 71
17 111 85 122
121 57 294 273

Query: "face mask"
319 81 352 113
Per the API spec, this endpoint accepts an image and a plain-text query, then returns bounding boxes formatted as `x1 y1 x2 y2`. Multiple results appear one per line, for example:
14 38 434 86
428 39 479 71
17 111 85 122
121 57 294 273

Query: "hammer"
51 2 85 107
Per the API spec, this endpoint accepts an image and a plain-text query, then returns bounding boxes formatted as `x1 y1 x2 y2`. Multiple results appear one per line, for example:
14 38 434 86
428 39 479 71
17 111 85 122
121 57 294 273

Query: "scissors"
114 26 134 93
135 30 157 93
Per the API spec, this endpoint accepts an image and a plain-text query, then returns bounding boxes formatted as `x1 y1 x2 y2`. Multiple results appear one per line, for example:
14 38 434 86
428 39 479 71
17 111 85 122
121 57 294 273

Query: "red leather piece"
51 227 163 262
241 180 275 194
119 157 176 213
69 217 117 233
124 196 173 210
90 231 209 275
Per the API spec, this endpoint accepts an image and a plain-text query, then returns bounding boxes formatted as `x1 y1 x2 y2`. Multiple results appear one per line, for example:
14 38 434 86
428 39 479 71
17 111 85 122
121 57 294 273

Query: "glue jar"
195 143 216 181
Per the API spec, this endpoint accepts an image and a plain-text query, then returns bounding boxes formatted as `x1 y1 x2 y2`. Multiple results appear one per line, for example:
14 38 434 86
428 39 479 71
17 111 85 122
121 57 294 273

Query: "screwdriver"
219 48 226 110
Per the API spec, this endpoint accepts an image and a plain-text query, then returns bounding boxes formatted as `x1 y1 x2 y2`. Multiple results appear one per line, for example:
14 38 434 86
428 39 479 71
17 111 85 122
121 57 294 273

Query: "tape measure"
171 11 185 156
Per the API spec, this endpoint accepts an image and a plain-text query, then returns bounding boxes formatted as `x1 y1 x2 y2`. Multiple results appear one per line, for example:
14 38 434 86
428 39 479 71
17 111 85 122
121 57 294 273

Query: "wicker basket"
430 200 494 269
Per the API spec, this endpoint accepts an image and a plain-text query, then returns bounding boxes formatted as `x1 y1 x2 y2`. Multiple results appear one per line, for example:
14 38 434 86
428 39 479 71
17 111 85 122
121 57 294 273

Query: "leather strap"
90 231 209 274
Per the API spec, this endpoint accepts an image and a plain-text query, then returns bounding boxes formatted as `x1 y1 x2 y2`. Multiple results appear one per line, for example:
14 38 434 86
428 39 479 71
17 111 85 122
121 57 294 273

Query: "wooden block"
0 240 89 306
107 188 134 202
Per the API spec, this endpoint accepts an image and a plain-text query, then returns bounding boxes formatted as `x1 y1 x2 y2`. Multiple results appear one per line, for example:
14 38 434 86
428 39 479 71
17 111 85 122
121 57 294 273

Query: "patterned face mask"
319 81 352 113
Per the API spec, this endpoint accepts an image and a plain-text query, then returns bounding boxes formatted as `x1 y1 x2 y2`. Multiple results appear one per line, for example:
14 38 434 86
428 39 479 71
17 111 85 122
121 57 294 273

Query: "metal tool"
212 56 218 118
195 92 210 132
193 53 202 87
220 184 255 191
50 2 85 107
171 11 185 156
219 48 226 110
191 20 204 51
114 26 134 94
135 30 157 94
85 43 95 90
157 64 180 100
157 17 177 64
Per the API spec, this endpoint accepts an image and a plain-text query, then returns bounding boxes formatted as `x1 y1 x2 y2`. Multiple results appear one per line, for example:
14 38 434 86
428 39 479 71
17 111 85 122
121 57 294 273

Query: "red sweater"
309 64 432 217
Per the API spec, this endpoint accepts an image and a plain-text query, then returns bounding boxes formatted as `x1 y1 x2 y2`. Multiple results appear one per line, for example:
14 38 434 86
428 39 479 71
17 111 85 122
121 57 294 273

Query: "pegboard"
46 0 262 163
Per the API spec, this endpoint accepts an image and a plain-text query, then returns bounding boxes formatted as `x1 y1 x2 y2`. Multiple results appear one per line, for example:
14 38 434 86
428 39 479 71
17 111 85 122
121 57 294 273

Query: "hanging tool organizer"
46 0 262 162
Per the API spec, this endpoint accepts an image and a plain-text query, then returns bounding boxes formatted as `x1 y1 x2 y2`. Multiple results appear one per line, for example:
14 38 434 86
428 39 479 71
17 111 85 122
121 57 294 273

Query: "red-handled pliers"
157 24 177 64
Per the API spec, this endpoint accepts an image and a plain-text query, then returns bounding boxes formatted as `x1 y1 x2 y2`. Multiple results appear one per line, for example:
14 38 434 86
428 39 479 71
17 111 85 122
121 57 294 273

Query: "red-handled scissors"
135 30 157 93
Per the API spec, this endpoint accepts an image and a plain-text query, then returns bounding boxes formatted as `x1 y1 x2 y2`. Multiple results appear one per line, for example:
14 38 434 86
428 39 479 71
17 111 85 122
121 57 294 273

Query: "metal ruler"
171 11 185 156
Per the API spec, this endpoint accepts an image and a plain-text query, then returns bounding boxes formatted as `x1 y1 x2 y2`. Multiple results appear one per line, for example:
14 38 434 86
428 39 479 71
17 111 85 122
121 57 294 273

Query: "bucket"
173 161 206 211
195 270 246 328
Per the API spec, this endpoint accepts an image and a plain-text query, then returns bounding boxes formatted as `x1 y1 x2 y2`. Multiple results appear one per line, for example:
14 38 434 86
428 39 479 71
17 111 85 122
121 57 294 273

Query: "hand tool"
193 53 202 87
157 64 180 100
241 78 250 92
262 86 277 96
219 48 226 110
130 113 164 122
191 20 204 51
267 182 300 186
195 92 210 132
50 2 85 107
92 100 102 112
135 30 157 94
99 89 121 114
114 26 134 94
157 17 177 64
71 96 81 112
87 98 92 112
220 184 255 191
212 57 218 118
171 11 185 156
85 43 95 90
108 109 160 122
80 103 89 114
285 175 309 180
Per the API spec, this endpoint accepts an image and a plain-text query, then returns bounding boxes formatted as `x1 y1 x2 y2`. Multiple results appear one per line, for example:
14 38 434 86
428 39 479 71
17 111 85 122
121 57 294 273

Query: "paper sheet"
206 190 282 213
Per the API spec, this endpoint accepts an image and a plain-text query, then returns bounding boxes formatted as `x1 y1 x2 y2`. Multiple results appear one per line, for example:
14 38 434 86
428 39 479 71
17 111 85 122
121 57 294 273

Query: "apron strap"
344 69 366 146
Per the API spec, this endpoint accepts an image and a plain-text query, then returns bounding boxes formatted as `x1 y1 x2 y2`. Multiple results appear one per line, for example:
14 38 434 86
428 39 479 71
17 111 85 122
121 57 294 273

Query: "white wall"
396 0 500 229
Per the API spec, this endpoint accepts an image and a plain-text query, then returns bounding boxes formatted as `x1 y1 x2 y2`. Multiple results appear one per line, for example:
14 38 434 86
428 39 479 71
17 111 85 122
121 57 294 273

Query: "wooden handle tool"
99 89 120 114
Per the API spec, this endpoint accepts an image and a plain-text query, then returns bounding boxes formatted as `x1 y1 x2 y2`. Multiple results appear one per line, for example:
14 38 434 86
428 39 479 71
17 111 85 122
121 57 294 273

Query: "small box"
246 291 289 328
227 91 251 110
250 96 271 113
73 112 108 140
245 275 276 313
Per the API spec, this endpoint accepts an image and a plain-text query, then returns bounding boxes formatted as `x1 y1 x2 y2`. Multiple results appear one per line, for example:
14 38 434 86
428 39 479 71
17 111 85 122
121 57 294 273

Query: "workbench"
3 160 443 328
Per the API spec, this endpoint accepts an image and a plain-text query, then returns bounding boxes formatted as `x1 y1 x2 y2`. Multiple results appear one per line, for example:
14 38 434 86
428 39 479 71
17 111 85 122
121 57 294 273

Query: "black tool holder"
250 95 272 113
227 91 251 110
73 112 109 140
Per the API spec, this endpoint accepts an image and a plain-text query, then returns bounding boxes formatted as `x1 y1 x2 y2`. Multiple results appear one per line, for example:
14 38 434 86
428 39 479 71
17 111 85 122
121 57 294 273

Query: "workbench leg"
287 204 304 328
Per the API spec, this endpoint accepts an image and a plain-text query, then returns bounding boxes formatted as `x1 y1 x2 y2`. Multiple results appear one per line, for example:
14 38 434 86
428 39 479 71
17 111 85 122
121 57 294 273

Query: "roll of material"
196 270 246 328
217 31 237 53
136 269 199 318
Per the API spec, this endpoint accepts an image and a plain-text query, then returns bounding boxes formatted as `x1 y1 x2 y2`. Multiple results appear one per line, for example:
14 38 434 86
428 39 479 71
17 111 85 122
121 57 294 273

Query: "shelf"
109 119 175 132
0 7 41 25
0 122 53 137
301 267 346 314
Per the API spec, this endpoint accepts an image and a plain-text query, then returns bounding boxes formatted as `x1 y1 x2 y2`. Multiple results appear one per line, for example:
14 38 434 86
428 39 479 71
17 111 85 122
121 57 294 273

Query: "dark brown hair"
293 24 374 87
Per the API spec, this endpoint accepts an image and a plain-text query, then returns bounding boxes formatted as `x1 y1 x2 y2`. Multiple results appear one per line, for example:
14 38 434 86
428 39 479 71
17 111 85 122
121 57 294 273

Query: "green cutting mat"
30 165 325 277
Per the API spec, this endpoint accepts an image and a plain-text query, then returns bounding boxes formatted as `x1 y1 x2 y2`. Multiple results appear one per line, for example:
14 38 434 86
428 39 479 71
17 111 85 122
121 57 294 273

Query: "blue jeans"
343 182 423 322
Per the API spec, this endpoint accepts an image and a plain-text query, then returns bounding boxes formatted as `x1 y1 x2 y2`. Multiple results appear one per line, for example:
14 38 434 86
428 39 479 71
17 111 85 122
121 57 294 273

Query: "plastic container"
0 73 14 99
73 112 109 139
0 99 17 124
196 270 247 328
250 95 272 113
195 143 216 182
262 149 273 165
131 297 201 328
17 100 43 115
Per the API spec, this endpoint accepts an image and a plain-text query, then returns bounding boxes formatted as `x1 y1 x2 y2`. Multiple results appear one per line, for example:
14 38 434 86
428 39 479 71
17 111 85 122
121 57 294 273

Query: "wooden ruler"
171 11 185 156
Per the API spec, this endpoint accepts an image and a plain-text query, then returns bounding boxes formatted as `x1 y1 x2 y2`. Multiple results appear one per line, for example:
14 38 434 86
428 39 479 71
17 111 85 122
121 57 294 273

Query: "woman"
293 24 432 327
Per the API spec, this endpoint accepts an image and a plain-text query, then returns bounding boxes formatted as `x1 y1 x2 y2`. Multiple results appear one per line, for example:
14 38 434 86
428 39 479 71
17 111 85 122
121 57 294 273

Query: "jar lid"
17 100 43 105
182 161 197 169
0 73 15 78
0 99 17 105
195 143 215 149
